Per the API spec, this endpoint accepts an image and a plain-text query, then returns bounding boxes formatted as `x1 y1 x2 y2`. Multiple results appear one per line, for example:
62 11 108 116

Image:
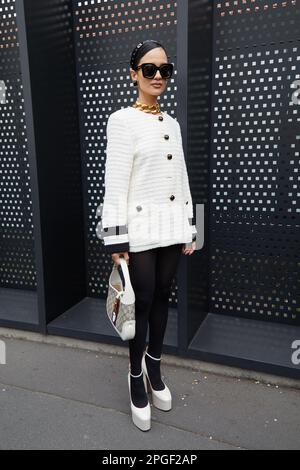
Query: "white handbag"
106 257 136 341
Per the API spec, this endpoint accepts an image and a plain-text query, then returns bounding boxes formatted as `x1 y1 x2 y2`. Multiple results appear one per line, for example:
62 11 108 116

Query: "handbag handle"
118 257 135 304
118 257 132 289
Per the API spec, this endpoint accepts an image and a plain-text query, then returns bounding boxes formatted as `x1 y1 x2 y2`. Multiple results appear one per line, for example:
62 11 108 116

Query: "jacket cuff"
103 241 130 254
101 224 129 254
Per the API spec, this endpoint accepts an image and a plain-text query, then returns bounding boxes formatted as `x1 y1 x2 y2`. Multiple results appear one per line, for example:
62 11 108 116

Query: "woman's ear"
129 68 136 82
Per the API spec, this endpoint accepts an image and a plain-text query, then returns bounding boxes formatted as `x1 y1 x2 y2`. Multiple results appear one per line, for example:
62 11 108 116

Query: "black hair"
130 39 167 70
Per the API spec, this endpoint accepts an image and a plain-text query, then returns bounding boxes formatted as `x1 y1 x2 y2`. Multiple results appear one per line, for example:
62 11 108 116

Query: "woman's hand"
182 241 196 255
112 252 130 266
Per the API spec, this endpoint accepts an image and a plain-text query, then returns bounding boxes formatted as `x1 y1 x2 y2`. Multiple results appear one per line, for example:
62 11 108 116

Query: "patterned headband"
130 40 160 69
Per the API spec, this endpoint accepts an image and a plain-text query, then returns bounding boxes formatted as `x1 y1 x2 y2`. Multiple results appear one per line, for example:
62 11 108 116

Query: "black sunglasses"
135 63 174 79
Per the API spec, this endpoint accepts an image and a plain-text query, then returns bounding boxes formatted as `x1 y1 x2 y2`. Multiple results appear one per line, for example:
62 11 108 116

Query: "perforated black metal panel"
186 0 212 342
72 0 179 307
0 0 36 290
215 0 300 50
210 0 300 324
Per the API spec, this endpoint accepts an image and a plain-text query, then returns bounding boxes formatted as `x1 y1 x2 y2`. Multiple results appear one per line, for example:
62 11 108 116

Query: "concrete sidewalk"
0 328 299 450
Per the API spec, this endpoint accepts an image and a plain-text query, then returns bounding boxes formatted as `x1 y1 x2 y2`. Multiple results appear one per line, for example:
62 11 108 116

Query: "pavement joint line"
0 381 244 450
0 328 300 392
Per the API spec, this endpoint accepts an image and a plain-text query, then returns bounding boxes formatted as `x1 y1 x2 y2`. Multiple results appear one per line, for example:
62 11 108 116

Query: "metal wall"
210 0 300 326
0 0 36 291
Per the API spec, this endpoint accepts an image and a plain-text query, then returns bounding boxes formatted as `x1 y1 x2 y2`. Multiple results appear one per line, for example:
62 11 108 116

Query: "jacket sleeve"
96 113 135 254
176 120 197 242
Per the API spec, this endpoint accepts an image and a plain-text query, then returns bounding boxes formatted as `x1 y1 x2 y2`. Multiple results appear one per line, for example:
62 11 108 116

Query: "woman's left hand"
182 241 196 255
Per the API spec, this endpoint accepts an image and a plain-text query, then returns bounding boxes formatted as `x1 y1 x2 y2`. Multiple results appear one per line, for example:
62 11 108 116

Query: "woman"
99 40 197 431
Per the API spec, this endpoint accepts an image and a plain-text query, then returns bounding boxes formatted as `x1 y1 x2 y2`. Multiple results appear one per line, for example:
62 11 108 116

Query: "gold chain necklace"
132 100 161 115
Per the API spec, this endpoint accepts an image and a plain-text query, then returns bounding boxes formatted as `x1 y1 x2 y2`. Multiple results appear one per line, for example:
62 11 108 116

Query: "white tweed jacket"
96 106 197 253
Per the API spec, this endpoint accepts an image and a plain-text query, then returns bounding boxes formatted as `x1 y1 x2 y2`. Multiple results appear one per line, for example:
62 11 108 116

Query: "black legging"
127 243 183 375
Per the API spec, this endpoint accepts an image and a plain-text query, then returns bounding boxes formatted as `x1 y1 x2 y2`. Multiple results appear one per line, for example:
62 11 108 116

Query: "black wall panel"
0 0 36 290
186 0 212 344
210 0 300 325
17 0 86 327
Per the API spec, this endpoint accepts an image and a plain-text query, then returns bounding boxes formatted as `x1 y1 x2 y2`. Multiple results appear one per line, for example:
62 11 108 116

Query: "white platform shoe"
142 349 172 411
128 366 151 431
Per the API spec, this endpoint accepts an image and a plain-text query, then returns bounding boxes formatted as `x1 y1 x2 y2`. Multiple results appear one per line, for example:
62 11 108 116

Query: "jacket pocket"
128 203 160 246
